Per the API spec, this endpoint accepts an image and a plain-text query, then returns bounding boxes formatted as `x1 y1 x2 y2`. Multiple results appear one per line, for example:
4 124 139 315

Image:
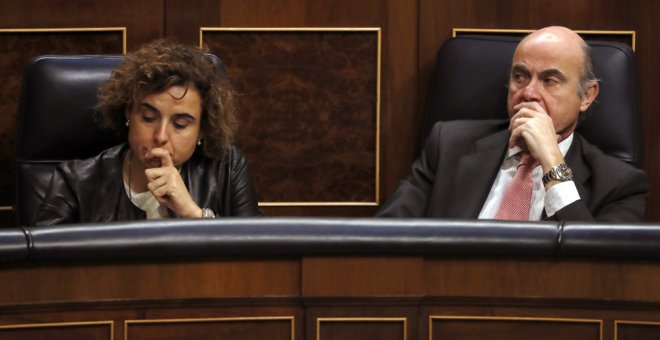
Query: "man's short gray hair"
579 41 599 99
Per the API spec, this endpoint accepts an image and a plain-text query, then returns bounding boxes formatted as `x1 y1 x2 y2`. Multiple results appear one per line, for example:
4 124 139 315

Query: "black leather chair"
14 54 224 226
421 34 642 167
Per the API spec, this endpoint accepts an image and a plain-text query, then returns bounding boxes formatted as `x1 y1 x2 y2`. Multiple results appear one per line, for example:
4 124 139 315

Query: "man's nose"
522 79 542 102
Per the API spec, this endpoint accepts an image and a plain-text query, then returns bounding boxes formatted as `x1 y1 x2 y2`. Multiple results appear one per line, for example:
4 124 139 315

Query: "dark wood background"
0 0 657 223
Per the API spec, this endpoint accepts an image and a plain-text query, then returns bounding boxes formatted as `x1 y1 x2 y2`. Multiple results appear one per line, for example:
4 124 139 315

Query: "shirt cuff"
544 181 581 217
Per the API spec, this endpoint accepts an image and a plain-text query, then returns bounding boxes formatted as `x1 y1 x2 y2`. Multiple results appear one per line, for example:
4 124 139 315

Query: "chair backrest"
421 34 642 167
14 54 224 226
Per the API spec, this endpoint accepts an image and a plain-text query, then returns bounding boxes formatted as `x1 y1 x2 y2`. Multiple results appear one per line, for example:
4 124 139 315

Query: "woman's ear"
124 108 131 126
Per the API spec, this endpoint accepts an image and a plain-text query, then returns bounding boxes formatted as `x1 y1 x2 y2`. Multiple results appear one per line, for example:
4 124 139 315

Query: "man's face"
507 33 593 138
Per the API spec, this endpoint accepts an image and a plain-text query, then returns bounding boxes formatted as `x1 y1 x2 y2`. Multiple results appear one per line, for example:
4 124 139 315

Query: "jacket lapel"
447 130 509 218
564 135 591 202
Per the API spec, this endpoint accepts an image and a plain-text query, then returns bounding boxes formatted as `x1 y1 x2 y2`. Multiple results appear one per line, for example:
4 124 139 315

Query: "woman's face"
126 85 203 169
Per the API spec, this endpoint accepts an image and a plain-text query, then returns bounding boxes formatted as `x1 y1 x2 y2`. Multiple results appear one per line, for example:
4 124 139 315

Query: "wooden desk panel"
302 257 423 296
2 255 660 339
424 257 660 302
0 258 300 305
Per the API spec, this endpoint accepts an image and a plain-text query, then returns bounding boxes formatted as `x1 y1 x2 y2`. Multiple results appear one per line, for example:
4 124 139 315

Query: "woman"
35 39 261 225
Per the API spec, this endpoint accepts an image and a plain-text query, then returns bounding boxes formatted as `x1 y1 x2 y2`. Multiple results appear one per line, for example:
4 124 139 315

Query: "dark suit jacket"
377 119 649 222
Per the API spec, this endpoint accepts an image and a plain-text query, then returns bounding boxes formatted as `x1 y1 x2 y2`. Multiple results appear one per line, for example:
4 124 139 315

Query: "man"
377 26 648 221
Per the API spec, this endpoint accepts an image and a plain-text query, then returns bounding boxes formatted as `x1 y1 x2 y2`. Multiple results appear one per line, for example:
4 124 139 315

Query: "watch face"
543 163 573 185
558 164 573 179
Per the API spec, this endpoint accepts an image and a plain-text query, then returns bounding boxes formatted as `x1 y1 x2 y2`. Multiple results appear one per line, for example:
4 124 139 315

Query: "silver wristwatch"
542 163 573 186
201 208 216 219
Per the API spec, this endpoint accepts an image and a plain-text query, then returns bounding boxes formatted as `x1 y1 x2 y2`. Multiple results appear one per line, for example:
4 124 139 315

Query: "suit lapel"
447 130 509 218
564 135 591 202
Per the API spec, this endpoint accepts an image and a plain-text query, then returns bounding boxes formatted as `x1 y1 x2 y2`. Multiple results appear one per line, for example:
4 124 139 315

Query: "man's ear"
579 82 599 112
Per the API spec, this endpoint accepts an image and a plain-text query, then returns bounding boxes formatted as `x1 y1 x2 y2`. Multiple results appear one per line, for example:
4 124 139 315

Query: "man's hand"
144 148 203 218
508 101 565 172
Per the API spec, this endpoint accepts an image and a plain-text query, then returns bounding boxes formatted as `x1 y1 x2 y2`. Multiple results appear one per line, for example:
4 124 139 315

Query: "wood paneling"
302 257 423 296
203 29 379 204
0 259 299 305
424 257 660 302
430 317 600 340
125 317 293 340
0 0 163 50
0 321 112 340
3 255 660 339
317 318 406 340
212 0 418 215
616 321 660 340
164 0 220 44
306 308 418 340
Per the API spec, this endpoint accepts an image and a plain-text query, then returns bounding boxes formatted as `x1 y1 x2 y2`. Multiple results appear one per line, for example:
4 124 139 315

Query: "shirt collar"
505 133 574 159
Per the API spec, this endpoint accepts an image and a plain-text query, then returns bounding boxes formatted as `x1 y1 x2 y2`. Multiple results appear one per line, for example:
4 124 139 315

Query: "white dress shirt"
123 181 169 219
479 134 580 220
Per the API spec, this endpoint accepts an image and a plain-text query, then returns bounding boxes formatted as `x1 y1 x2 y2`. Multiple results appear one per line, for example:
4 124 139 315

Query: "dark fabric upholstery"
14 54 224 226
421 35 642 166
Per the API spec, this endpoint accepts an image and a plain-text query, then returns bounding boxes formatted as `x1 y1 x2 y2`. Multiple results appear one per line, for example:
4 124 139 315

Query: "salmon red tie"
495 153 539 221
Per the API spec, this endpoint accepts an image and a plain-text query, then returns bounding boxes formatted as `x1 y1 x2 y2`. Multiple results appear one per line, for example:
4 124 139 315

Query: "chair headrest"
421 35 642 167
17 55 124 161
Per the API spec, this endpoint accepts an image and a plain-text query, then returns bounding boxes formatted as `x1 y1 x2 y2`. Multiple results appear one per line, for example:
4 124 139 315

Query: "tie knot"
518 152 538 169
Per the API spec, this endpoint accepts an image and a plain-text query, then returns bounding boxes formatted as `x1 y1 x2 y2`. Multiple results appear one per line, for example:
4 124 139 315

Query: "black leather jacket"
35 143 261 225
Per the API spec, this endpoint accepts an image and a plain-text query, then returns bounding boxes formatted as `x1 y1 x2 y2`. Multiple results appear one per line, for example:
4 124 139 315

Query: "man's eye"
544 78 559 85
513 73 526 81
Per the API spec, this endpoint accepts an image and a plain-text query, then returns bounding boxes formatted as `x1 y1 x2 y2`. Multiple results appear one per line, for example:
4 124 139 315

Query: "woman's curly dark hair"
96 38 238 158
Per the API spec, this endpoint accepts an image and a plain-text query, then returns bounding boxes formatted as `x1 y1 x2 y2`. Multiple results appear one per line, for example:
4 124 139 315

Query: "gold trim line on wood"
615 320 660 326
202 27 381 32
0 27 126 33
429 315 602 340
0 320 114 339
0 27 128 54
452 28 535 37
375 27 382 204
125 316 294 340
430 315 602 323
452 28 636 51
318 317 407 322
200 27 382 206
317 317 407 340
125 316 295 324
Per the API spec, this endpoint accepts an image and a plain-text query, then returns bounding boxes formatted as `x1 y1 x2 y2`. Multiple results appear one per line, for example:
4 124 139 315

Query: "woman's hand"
144 148 203 218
